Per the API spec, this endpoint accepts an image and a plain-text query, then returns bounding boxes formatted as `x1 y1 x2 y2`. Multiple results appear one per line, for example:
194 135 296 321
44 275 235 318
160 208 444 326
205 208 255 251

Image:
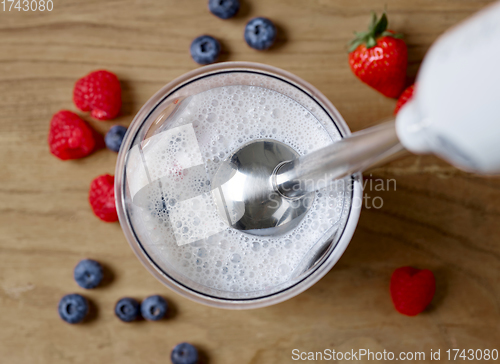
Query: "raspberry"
89 174 118 222
394 84 415 115
390 266 436 316
48 110 96 160
73 70 122 120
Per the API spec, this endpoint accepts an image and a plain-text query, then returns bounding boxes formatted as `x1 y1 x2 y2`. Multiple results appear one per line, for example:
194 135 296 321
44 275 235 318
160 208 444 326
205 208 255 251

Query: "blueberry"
105 125 127 152
115 297 140 322
244 17 277 50
74 259 103 289
141 295 168 321
171 343 199 364
208 0 240 19
58 294 89 324
190 35 221 65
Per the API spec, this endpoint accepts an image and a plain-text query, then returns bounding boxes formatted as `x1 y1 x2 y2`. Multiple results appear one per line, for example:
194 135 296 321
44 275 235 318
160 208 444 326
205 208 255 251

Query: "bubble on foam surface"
126 83 351 298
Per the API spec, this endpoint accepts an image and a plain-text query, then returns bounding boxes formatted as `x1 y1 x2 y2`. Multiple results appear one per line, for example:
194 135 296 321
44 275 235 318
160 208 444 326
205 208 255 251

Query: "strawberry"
73 70 122 120
390 266 436 316
48 110 97 160
394 84 415 115
349 12 408 98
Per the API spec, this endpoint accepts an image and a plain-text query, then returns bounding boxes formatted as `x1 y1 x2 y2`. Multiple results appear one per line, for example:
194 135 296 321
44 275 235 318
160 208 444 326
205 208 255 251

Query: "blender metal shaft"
274 120 404 199
211 120 404 236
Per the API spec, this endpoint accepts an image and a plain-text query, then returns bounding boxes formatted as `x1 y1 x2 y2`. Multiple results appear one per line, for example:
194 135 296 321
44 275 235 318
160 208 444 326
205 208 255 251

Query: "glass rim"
115 61 363 309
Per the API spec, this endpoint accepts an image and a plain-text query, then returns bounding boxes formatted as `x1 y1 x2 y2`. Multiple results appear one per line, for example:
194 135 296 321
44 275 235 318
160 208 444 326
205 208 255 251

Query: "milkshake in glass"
116 62 362 309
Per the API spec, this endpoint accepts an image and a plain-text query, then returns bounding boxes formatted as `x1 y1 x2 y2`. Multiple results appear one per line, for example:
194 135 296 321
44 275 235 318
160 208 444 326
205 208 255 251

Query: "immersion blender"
212 2 500 235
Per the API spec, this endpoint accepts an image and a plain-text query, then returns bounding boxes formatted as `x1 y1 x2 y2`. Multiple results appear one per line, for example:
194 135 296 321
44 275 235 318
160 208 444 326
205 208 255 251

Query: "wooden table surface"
1 0 499 363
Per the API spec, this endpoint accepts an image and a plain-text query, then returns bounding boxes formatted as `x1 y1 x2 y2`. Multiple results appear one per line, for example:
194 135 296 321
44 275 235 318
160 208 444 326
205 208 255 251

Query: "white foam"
126 84 350 297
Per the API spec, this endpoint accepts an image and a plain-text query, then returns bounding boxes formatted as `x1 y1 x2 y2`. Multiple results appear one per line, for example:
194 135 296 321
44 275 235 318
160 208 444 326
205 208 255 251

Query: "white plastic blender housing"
397 1 500 174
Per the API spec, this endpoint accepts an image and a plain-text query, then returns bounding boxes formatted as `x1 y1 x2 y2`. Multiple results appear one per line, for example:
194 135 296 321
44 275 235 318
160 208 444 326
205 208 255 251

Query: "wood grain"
1 0 499 363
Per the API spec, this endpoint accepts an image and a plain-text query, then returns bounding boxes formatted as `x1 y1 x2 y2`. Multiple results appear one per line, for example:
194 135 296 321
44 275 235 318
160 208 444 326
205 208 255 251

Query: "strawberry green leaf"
348 11 404 53
381 30 404 39
354 31 369 38
348 39 364 52
373 13 388 35
366 36 376 48
369 12 377 31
